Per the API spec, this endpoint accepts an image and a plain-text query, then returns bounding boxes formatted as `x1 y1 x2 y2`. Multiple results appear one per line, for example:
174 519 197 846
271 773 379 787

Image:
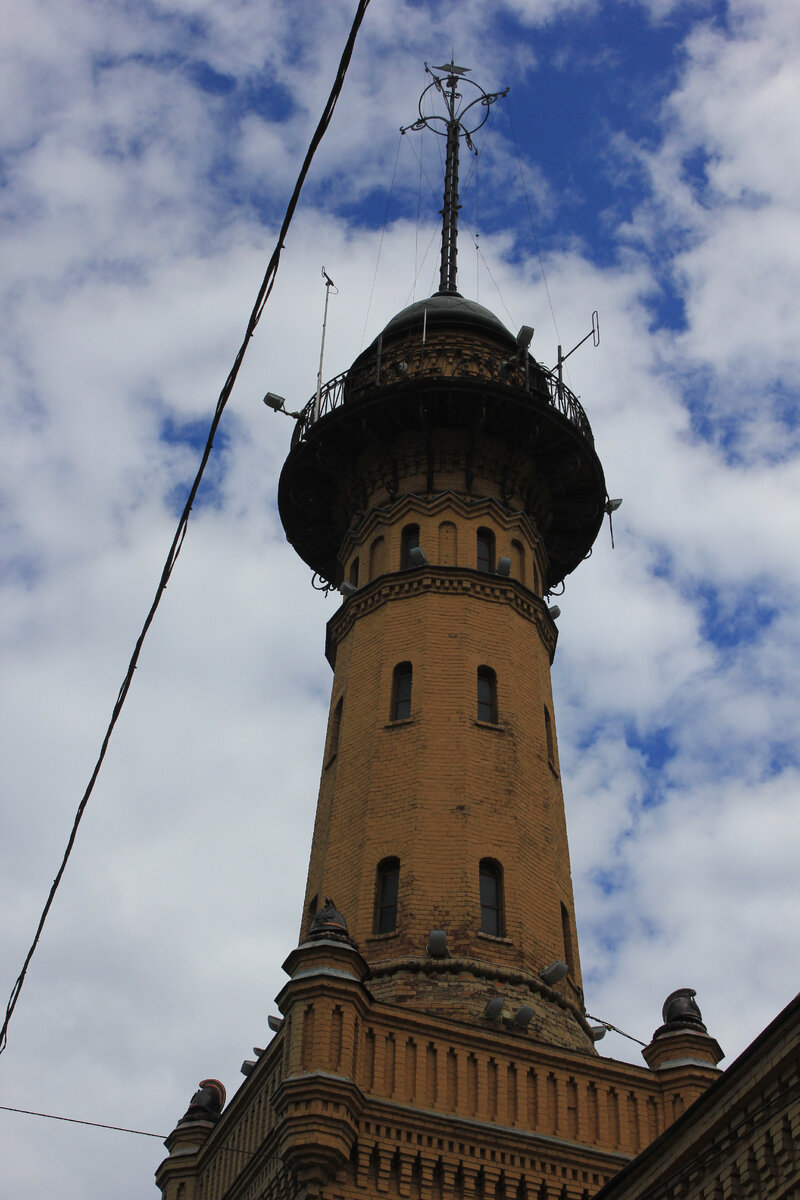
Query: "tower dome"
278 283 606 591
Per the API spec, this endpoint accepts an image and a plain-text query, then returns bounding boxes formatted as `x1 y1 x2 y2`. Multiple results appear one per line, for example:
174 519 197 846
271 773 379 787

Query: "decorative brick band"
327 566 558 664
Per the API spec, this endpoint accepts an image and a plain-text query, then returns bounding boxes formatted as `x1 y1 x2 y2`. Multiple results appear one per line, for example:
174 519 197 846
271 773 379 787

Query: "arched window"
544 705 556 770
375 857 400 934
477 666 498 724
438 520 457 565
401 524 420 570
369 535 385 580
391 662 413 721
349 556 359 587
326 696 343 763
477 527 495 573
479 859 504 937
561 902 575 974
510 539 526 585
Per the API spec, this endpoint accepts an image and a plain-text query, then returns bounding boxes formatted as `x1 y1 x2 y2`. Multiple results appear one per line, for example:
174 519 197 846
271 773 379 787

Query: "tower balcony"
278 294 607 591
292 326 594 449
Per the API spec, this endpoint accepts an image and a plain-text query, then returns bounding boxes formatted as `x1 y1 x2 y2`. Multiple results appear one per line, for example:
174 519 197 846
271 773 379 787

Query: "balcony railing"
292 337 593 445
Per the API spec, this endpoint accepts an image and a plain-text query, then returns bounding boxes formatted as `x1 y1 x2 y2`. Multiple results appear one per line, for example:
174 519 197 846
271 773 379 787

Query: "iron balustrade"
293 337 593 446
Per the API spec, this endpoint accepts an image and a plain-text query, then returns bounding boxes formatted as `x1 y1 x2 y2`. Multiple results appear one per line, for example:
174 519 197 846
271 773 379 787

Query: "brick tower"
156 64 723 1200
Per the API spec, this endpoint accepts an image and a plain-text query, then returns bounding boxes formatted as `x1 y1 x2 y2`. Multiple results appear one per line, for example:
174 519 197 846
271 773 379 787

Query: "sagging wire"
0 0 374 1062
0 1102 279 1162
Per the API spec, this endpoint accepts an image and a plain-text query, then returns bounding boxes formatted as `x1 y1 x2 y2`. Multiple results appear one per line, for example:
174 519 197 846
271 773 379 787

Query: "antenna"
401 62 507 296
314 267 338 422
555 310 600 405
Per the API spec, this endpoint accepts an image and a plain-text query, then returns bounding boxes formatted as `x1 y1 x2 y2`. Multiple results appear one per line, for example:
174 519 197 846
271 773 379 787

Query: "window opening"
477 527 495 573
480 859 504 937
561 902 575 973
369 535 385 580
401 524 420 570
391 662 413 721
327 697 343 761
375 858 400 934
544 705 556 769
349 556 359 587
477 667 498 724
510 539 526 585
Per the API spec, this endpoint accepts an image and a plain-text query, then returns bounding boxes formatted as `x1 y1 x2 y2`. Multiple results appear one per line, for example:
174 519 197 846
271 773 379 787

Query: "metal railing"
292 336 593 445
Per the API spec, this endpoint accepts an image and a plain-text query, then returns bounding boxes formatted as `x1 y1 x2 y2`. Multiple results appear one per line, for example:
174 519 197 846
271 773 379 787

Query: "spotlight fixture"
262 392 286 412
496 557 511 577
339 581 358 597
409 546 428 567
589 1025 607 1042
605 498 623 514
540 960 569 986
267 1016 284 1033
427 930 449 958
515 325 534 350
548 605 561 620
240 1059 257 1076
482 996 505 1021
513 1005 535 1030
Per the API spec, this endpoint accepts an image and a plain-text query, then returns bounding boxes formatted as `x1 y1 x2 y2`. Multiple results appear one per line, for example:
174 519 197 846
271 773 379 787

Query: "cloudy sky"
2 0 799 1194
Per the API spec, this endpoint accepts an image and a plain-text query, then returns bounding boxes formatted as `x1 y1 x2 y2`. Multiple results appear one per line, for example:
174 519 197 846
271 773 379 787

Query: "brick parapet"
179 962 715 1200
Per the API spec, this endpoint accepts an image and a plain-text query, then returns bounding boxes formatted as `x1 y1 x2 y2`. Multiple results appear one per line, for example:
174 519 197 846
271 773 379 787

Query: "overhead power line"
0 0 373 1062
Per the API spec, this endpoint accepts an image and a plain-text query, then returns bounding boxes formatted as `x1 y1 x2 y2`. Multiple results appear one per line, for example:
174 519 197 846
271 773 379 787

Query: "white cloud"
2 0 800 1195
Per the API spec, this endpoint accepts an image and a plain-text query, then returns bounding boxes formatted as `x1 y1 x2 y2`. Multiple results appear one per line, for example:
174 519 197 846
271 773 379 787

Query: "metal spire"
401 62 508 295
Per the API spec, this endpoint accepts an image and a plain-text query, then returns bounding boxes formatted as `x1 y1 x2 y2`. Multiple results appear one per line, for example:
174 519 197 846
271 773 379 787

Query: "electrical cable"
585 1013 648 1048
0 1103 277 1162
0 0 373 1063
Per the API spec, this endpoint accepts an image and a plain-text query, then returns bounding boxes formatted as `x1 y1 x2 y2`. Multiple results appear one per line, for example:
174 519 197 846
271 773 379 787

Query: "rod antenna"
314 267 338 422
401 62 507 295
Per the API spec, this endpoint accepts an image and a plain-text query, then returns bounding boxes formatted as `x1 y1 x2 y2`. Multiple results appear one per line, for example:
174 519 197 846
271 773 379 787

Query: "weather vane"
401 62 508 295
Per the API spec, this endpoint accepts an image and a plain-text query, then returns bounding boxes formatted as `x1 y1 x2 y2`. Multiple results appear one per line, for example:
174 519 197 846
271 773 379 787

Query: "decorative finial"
401 62 508 296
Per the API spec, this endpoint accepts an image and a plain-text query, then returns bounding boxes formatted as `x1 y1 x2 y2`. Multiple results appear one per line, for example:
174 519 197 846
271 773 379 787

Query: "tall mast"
401 62 508 295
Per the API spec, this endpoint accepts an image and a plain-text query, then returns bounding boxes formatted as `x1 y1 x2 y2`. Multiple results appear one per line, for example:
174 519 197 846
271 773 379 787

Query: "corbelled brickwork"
157 940 723 1200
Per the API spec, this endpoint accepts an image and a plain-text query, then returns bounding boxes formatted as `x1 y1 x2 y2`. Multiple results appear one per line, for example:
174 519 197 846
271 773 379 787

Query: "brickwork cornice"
326 567 557 668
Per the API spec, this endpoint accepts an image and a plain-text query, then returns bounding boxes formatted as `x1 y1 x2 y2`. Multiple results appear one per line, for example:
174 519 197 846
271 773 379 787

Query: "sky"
1 0 800 1195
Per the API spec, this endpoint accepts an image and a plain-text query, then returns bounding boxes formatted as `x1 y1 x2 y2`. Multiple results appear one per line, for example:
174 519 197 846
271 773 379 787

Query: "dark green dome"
377 291 514 344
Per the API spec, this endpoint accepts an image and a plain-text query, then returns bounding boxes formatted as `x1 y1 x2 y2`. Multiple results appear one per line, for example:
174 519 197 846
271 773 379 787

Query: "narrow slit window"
391 662 413 721
401 524 420 570
327 696 343 762
544 705 556 769
375 858 400 934
477 527 495 573
480 859 504 937
349 556 359 587
561 902 575 973
477 666 498 724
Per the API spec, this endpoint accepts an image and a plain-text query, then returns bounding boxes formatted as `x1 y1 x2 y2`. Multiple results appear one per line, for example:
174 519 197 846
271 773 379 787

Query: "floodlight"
589 1025 607 1042
427 930 449 957
240 1059 257 1076
513 1005 534 1029
409 546 428 567
253 1046 265 1057
547 605 561 620
496 557 511 577
267 1016 284 1033
482 996 505 1021
339 581 358 597
263 392 286 412
540 960 569 986
515 325 534 350
606 498 623 513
